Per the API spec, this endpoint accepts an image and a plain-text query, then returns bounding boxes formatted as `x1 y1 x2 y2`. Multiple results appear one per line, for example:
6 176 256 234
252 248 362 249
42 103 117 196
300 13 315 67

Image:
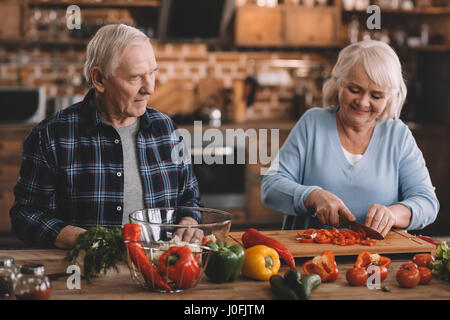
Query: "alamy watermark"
366 5 381 30
66 5 81 30
170 121 280 176
66 264 81 290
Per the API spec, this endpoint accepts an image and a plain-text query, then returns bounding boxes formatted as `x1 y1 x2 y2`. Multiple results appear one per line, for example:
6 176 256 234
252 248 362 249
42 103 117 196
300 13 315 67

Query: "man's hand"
174 216 204 243
54 225 87 249
305 189 356 227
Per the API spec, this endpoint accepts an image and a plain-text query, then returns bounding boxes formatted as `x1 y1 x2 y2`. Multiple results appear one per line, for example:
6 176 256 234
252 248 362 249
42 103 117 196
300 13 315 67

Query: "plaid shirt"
10 88 202 247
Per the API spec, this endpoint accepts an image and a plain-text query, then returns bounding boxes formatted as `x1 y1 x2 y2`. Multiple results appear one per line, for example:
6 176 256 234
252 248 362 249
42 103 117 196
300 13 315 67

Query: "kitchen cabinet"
234 5 284 47
285 6 340 46
235 3 341 47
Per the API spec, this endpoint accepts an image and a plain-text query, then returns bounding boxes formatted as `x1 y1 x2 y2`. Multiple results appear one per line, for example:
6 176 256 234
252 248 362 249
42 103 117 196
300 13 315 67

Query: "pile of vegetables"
65 225 450 299
430 241 450 281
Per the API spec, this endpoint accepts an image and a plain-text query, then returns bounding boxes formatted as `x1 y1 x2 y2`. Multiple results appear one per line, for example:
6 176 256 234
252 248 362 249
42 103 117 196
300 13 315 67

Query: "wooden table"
1 235 449 301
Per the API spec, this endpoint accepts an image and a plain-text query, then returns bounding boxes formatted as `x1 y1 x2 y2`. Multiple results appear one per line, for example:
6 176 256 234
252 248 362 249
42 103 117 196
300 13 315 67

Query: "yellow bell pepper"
241 245 280 280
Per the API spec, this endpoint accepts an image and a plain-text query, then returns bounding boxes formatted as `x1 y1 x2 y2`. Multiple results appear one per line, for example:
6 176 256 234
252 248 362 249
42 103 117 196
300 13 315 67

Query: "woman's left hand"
365 204 397 238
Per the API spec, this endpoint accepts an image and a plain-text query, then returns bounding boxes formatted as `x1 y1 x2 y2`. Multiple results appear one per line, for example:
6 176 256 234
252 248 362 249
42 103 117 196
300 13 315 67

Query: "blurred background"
0 0 449 248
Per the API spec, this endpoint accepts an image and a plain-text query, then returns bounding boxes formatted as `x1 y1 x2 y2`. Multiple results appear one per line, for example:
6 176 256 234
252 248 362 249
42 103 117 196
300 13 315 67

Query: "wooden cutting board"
227 229 436 258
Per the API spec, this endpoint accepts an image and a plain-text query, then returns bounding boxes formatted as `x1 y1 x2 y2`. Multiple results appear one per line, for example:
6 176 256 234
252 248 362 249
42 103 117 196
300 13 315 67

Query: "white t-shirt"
341 146 363 166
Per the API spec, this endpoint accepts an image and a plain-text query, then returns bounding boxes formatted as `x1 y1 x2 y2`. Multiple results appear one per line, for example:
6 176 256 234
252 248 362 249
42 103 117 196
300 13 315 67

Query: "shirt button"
114 139 120 144
117 172 122 177
117 206 122 212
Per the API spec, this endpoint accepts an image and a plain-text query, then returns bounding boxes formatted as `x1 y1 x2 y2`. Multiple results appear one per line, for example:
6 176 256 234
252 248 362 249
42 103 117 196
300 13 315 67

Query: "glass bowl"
124 206 232 293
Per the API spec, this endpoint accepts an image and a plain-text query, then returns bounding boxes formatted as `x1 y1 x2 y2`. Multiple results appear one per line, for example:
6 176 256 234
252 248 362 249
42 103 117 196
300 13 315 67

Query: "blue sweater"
261 106 439 231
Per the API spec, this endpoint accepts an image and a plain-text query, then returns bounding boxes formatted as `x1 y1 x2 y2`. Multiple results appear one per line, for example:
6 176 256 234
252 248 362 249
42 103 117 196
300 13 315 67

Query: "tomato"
396 263 420 288
412 254 435 268
400 262 419 270
346 267 368 286
418 266 432 285
367 265 388 282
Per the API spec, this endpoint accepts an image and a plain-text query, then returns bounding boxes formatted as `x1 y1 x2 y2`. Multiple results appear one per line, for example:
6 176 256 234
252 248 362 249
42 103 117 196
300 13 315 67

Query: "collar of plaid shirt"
79 88 154 135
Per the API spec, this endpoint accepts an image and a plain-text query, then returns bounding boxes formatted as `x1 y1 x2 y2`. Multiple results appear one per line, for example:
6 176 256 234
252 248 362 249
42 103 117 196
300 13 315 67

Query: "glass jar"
0 256 19 298
15 264 51 300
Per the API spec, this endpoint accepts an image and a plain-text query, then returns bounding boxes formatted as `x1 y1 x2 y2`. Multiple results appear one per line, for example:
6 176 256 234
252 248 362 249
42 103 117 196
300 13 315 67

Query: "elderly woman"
261 40 439 237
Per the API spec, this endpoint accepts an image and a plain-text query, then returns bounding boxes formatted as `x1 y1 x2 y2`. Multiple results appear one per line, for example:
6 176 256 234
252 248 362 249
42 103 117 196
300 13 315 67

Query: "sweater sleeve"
261 111 322 216
396 126 439 230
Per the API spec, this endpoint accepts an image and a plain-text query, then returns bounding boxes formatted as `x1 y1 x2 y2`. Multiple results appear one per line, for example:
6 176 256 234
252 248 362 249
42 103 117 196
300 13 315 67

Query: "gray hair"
84 24 150 86
322 40 407 122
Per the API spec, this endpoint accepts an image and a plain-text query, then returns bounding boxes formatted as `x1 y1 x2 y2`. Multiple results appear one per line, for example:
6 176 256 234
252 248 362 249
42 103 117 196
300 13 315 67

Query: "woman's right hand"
304 189 356 227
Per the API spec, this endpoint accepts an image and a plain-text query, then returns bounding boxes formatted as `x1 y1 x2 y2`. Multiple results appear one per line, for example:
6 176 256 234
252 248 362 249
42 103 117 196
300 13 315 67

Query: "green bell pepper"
205 241 245 283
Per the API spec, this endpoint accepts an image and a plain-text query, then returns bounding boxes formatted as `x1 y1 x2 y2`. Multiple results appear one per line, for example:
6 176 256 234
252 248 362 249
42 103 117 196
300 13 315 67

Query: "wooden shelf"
27 0 160 8
344 7 450 14
0 37 89 46
397 44 450 51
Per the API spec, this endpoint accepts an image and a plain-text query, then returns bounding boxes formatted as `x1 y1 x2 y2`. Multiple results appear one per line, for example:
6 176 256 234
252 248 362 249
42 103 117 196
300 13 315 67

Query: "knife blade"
338 216 385 240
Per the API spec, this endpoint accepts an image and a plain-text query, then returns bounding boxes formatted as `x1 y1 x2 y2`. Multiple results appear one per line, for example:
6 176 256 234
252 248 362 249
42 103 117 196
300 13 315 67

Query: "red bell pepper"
158 246 200 289
303 250 339 282
122 224 172 292
354 251 391 269
417 235 441 247
354 251 391 282
242 228 296 269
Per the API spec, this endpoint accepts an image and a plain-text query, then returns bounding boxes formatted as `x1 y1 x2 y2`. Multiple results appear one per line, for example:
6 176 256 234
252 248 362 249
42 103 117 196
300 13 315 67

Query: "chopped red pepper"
122 224 173 292
158 246 200 289
303 250 339 282
297 227 376 246
298 238 315 243
360 239 377 246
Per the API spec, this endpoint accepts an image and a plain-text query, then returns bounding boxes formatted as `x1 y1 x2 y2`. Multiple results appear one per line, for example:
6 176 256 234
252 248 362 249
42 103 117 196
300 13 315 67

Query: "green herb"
431 241 450 281
65 226 127 282
381 285 391 292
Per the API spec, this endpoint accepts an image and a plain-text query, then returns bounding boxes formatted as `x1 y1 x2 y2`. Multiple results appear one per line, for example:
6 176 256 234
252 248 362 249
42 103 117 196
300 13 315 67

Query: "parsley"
65 226 127 282
381 285 391 292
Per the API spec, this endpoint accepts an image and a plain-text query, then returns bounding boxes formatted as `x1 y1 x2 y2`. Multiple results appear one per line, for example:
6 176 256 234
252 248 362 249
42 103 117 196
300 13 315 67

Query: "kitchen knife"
338 216 385 240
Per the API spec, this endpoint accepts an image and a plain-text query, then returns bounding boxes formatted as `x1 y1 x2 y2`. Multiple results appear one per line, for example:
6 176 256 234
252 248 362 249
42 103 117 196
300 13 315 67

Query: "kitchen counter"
1 234 449 301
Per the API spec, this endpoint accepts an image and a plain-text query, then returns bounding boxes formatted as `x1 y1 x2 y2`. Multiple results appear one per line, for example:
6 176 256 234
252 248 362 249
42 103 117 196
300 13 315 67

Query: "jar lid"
20 263 45 276
0 256 15 267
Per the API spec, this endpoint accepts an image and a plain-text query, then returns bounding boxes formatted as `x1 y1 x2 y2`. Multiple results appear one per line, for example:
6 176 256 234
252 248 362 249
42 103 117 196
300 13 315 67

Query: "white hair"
322 40 407 122
84 24 150 86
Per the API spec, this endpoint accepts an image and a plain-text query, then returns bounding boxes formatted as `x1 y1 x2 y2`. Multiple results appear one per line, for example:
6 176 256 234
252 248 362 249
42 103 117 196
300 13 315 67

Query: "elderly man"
10 24 202 249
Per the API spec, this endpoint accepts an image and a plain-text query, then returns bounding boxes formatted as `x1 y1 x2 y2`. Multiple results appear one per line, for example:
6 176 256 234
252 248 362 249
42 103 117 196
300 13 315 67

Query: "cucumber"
284 269 301 282
269 275 298 300
284 269 304 299
298 274 322 300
